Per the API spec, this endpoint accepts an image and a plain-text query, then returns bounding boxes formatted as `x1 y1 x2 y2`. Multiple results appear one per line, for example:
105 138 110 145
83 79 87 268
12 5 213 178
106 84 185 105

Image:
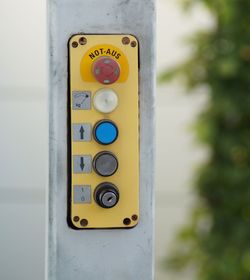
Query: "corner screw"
130 41 137 48
79 37 87 45
73 216 80 222
80 219 88 227
123 218 131 225
132 215 138 221
122 36 130 45
72 41 78 48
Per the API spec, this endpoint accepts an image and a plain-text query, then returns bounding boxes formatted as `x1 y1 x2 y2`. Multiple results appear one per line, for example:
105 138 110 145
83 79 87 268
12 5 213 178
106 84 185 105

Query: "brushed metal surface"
47 0 156 279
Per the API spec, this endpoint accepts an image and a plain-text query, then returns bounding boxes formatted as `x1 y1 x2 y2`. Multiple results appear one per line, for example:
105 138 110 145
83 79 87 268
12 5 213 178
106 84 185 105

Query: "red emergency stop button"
92 57 120 85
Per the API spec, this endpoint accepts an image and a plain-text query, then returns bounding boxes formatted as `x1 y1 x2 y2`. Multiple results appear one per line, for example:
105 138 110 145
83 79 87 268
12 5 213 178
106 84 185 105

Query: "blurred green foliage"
160 0 250 279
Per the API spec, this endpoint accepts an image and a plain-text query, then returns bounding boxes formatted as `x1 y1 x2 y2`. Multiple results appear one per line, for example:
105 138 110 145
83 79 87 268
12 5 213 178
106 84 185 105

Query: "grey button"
73 185 91 204
73 123 91 142
72 91 91 110
73 155 92 173
93 152 118 177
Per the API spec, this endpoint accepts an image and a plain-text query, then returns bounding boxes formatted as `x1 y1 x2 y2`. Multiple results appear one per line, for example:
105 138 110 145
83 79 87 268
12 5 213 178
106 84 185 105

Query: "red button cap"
92 57 120 85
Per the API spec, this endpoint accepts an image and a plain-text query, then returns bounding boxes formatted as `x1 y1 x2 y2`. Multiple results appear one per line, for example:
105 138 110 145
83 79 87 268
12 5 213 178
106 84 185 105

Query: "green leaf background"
161 1 250 279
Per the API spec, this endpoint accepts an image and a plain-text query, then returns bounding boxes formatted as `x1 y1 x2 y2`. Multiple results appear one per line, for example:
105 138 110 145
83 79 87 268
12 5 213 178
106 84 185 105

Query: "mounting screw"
79 37 87 45
131 41 137 48
123 218 131 225
73 216 80 222
132 215 138 221
80 219 88 227
122 36 130 45
72 41 78 48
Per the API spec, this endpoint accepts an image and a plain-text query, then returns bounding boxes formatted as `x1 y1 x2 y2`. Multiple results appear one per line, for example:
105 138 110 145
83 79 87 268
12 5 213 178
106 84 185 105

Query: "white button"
93 88 118 113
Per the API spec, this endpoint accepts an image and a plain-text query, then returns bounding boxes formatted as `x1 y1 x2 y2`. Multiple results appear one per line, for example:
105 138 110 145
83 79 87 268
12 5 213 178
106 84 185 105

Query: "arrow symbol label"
80 157 85 171
73 155 92 174
73 123 91 142
79 126 85 140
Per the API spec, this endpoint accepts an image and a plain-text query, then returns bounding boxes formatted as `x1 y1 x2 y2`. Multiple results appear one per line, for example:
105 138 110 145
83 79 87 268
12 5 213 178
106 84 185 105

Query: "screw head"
73 216 80 222
72 41 78 48
123 218 131 225
131 41 137 48
79 37 87 45
122 36 130 45
80 219 88 227
132 215 138 221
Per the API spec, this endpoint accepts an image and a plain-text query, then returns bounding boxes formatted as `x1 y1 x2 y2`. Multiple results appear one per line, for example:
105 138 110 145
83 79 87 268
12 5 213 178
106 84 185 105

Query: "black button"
93 151 118 177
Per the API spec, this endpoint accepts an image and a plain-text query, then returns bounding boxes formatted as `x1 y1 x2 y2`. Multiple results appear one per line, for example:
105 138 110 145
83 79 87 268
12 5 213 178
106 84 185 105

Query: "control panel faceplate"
68 34 139 229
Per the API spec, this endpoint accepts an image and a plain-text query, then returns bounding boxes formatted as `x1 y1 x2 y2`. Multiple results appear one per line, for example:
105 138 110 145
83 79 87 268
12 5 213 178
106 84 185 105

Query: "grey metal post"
47 1 156 279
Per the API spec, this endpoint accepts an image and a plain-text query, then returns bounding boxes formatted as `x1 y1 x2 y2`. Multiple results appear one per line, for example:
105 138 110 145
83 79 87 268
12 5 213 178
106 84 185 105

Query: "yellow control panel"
68 34 139 229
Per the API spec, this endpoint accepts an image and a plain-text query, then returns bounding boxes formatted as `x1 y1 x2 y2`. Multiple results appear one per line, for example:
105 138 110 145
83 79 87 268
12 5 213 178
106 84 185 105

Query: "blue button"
94 120 118 145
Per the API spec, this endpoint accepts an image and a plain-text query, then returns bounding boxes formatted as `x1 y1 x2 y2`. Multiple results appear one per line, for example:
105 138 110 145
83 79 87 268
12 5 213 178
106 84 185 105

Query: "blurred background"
1 0 248 279
156 2 212 279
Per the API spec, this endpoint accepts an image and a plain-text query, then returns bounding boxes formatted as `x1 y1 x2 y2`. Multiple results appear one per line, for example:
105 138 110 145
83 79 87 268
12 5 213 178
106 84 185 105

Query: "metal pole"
47 0 156 279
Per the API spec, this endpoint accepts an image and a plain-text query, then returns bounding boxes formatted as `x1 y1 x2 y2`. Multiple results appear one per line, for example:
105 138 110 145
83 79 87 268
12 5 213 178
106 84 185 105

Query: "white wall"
0 0 212 279
0 0 47 279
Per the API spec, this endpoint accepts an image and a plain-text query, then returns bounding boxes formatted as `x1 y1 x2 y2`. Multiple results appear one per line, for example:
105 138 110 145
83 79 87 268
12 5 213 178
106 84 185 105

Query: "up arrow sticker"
73 124 91 142
79 126 85 140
